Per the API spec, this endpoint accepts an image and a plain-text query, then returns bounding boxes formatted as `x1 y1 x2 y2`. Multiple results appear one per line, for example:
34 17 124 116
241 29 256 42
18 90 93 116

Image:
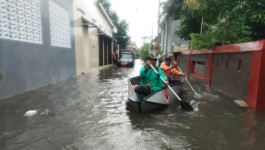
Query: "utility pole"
156 0 160 56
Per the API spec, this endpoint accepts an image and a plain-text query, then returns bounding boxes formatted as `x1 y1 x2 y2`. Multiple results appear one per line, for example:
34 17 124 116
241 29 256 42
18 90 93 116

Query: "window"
120 54 133 59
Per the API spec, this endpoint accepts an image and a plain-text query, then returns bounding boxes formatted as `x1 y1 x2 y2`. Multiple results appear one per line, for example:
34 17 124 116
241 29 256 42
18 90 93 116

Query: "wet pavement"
1 59 265 150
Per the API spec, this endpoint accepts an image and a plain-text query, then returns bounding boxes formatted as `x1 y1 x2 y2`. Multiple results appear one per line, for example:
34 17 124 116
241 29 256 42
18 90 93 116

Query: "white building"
73 0 116 75
159 13 188 57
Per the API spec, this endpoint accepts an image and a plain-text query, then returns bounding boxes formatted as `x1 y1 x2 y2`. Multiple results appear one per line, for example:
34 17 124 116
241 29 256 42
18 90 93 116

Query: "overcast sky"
109 0 164 48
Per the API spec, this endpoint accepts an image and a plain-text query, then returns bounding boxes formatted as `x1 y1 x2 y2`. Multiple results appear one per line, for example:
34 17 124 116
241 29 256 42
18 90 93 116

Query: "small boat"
127 76 184 112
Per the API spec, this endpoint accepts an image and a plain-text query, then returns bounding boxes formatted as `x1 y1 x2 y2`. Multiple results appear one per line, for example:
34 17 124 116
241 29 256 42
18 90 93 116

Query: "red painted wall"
248 46 265 108
179 40 265 109
186 55 190 79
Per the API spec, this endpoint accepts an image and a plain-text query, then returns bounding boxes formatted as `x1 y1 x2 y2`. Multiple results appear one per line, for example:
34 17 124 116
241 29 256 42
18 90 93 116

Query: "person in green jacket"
135 56 169 96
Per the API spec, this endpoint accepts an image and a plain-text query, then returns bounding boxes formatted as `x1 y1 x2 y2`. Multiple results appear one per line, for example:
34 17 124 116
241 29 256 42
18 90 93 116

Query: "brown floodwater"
0 59 265 150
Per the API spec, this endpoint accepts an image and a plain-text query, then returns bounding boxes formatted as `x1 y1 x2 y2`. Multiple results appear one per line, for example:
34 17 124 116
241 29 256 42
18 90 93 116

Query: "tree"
98 0 130 49
163 0 184 20
162 0 201 40
163 0 265 49
138 43 150 58
114 20 131 49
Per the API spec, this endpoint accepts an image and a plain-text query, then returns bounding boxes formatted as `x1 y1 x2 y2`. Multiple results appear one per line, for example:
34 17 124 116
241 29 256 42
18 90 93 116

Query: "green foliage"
139 43 150 58
139 49 149 58
191 33 213 49
176 4 201 40
98 0 130 49
164 0 265 49
0 72 2 79
228 0 265 41
114 20 131 49
134 51 141 59
163 0 184 20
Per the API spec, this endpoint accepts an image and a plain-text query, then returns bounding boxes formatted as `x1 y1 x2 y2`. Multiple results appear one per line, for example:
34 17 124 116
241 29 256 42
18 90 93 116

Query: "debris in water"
190 100 199 111
194 92 202 98
234 100 249 107
24 110 38 117
40 108 56 116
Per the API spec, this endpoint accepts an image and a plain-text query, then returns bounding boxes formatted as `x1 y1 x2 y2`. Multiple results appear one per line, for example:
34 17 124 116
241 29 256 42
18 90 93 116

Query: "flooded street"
1 59 265 150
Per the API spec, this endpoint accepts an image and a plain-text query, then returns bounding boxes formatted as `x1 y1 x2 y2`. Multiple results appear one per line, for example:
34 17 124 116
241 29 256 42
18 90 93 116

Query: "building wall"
160 18 188 56
73 1 99 75
178 52 251 100
0 0 76 99
160 21 167 53
171 20 188 46
73 0 114 75
178 55 187 74
177 40 265 106
211 53 252 100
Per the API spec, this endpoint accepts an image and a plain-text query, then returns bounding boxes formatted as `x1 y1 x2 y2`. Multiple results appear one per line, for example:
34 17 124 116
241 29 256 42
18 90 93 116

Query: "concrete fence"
175 40 265 109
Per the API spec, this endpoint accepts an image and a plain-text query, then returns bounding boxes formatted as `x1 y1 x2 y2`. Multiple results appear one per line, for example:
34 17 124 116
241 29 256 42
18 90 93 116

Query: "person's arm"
171 68 182 76
158 68 169 85
160 62 172 71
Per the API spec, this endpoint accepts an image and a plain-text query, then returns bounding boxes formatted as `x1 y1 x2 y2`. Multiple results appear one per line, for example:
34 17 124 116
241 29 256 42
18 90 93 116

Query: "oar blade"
180 100 194 111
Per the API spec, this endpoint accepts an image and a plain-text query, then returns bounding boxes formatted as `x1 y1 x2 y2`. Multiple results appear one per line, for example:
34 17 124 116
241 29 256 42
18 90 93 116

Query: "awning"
82 17 97 28
82 17 115 41
98 29 116 41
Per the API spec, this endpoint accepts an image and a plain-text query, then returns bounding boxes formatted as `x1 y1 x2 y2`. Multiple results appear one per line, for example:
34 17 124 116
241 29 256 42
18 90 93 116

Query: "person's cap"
165 56 171 61
145 56 157 61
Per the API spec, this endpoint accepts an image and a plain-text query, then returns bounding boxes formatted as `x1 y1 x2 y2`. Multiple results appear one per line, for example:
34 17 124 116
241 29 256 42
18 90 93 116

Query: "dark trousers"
134 85 151 96
168 77 181 84
113 59 117 64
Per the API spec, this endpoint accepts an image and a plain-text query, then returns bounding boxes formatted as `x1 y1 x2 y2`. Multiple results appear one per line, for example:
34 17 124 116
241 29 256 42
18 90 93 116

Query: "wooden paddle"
150 64 194 111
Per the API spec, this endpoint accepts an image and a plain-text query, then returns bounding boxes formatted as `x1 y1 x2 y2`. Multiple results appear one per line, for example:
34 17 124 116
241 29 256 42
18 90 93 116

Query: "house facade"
159 14 188 56
73 0 116 75
0 0 116 99
0 0 76 98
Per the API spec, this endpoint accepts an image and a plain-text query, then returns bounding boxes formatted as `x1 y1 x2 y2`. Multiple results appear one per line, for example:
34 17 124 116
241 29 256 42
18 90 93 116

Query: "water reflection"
240 109 265 149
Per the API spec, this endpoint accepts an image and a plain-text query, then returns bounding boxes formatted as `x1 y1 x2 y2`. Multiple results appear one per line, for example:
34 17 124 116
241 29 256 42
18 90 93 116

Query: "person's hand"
182 73 185 77
173 60 178 66
165 81 169 85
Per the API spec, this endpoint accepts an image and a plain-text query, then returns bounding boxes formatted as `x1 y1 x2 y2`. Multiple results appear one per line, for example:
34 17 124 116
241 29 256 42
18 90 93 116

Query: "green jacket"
139 64 168 91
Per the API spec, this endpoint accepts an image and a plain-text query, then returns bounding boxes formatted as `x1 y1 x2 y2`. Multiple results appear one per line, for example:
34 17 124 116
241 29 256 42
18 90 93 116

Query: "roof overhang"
82 17 97 28
98 29 116 41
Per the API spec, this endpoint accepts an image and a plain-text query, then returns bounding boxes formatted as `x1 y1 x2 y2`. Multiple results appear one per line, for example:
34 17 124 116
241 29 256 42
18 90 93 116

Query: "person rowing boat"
134 56 169 96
